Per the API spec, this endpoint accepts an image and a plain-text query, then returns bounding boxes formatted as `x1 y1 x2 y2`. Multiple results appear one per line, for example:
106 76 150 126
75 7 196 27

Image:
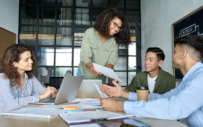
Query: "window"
19 0 141 88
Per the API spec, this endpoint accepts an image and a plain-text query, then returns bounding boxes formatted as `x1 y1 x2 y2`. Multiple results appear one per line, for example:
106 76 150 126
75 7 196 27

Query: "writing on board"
179 23 203 37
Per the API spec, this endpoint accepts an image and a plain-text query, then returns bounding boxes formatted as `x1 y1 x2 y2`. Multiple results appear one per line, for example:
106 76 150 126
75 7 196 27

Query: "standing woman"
0 44 57 113
77 8 131 83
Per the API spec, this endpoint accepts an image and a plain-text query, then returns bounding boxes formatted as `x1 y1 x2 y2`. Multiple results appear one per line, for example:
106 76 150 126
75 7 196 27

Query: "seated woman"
0 44 57 113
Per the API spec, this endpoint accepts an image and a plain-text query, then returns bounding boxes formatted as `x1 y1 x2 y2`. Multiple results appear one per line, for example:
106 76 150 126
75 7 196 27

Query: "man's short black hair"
146 47 165 61
174 35 203 62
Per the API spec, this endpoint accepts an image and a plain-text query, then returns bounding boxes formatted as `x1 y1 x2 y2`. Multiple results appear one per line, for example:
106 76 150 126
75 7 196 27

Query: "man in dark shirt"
125 47 176 94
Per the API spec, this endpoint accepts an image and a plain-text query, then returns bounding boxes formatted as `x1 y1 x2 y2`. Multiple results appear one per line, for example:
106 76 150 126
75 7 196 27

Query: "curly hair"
0 44 37 86
94 8 131 47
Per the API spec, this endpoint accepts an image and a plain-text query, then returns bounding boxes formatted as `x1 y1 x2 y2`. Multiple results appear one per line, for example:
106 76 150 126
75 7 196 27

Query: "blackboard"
172 5 203 80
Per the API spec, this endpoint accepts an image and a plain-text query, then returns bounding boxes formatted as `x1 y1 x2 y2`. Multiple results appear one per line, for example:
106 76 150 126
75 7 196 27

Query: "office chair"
49 77 63 89
49 70 72 89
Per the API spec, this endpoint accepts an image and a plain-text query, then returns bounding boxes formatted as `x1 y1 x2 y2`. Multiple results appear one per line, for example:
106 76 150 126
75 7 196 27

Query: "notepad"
64 106 79 110
59 111 133 124
1 107 66 119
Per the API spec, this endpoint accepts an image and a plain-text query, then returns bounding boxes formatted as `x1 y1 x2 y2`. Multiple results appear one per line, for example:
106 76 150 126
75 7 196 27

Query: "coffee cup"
136 86 149 101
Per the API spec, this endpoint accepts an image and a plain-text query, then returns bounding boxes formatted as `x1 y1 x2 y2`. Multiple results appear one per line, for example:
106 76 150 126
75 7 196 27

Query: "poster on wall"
172 5 203 80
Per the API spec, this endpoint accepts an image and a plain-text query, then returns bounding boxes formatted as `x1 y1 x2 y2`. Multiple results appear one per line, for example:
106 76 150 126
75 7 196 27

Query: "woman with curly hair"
77 8 131 83
0 44 57 113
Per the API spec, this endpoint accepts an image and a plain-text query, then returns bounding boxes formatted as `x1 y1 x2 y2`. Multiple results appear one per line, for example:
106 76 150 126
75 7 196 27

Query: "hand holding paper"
93 63 122 82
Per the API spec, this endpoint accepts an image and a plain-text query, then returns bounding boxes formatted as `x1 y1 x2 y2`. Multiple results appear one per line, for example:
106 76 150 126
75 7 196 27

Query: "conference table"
0 101 188 127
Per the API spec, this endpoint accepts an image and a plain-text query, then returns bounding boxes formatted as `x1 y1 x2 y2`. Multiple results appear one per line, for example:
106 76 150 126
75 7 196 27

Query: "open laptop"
31 76 83 105
76 79 102 98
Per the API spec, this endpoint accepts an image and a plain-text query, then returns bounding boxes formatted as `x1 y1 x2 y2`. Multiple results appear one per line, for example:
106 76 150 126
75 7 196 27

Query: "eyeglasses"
113 22 122 31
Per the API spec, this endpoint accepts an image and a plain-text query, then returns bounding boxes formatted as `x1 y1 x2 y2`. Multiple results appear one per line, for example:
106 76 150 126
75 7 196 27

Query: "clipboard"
59 111 133 124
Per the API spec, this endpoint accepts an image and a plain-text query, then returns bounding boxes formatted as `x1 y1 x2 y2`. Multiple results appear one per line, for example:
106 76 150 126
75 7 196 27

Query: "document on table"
59 111 131 124
94 83 109 98
70 98 100 103
92 63 122 82
69 123 101 127
59 104 103 110
1 107 66 118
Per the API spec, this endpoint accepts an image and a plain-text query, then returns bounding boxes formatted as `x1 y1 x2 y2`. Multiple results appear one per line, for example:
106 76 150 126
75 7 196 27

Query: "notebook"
59 111 133 124
76 79 102 98
1 107 66 119
30 76 83 105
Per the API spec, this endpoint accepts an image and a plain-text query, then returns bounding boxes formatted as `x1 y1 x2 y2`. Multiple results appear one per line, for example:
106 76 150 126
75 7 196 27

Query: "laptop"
76 79 102 98
31 76 83 105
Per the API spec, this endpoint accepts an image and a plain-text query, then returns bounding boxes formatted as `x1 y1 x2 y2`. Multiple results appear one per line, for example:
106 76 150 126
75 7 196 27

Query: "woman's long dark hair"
94 8 131 47
0 44 37 86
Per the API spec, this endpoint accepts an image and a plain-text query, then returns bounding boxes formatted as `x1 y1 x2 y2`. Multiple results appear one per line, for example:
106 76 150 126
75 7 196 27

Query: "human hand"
100 81 123 98
100 97 124 112
39 86 57 100
51 91 58 98
105 64 113 69
89 66 102 75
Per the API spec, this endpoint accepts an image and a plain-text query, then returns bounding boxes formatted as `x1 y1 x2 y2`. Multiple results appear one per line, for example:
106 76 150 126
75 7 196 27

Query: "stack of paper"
59 104 103 110
59 98 103 110
1 107 66 118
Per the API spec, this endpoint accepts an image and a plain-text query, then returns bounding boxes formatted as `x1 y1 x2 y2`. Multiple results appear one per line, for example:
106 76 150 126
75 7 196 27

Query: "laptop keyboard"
39 98 55 103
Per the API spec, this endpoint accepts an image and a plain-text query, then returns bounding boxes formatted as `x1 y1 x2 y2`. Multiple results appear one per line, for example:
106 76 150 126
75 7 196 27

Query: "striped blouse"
0 73 46 113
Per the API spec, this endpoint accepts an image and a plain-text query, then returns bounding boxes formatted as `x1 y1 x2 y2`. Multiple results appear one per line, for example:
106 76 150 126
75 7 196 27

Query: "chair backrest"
64 70 72 76
49 77 63 89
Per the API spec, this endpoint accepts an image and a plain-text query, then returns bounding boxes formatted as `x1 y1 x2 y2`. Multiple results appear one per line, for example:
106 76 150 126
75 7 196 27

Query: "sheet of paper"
79 106 103 109
69 123 101 127
78 101 101 105
2 107 66 118
10 107 65 115
70 98 100 103
93 63 122 82
94 83 109 98
70 102 101 106
79 101 101 105
59 104 103 110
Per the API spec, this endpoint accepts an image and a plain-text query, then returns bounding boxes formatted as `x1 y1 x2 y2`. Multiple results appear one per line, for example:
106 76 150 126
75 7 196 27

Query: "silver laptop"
76 79 102 98
31 76 83 105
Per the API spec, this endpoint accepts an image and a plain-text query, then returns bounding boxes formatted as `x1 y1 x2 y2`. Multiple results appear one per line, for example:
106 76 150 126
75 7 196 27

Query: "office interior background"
0 0 203 88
